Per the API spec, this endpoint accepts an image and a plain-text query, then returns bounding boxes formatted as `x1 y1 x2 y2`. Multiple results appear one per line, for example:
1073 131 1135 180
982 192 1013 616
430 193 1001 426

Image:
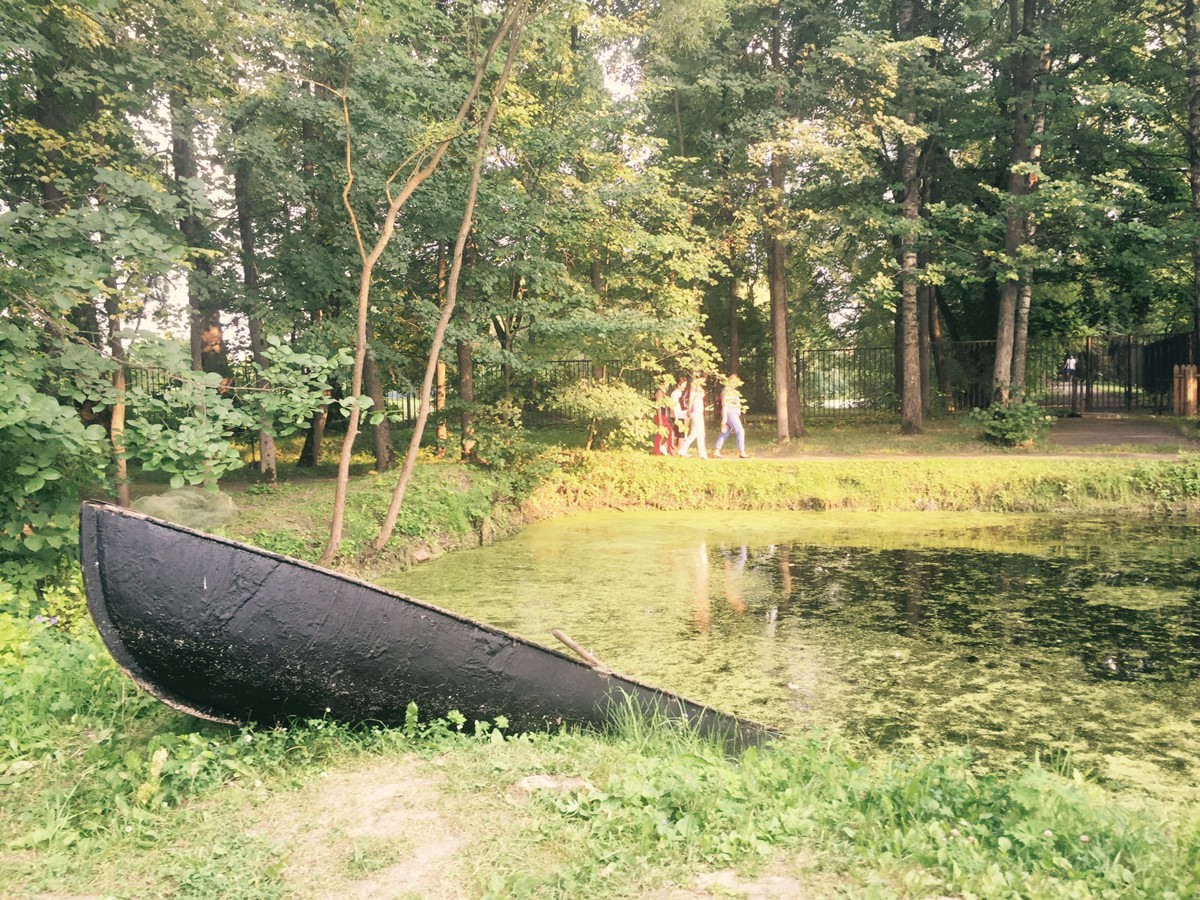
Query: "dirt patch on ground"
246 759 474 900
653 866 815 898
240 757 852 900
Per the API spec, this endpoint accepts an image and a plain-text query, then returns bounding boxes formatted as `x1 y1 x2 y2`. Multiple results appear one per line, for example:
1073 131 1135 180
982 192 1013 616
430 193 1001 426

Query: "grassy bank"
2 617 1198 898
528 452 1200 516
214 452 1200 581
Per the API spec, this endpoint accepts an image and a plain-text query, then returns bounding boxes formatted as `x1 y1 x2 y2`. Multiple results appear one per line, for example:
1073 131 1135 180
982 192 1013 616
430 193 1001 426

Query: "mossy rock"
132 488 238 530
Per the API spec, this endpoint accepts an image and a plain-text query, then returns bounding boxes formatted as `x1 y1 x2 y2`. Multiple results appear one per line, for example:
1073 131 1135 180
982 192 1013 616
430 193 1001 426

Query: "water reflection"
382 510 1200 797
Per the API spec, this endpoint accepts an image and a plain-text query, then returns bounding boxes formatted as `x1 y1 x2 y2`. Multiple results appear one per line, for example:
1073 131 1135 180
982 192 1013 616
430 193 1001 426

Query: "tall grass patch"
475 720 1200 898
531 452 1200 515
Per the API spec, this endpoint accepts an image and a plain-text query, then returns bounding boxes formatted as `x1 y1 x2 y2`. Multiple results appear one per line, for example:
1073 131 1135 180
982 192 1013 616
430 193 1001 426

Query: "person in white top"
668 375 688 442
677 375 708 459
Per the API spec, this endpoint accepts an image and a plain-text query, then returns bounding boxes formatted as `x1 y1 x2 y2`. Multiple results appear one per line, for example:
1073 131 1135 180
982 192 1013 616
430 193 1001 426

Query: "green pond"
380 510 1200 798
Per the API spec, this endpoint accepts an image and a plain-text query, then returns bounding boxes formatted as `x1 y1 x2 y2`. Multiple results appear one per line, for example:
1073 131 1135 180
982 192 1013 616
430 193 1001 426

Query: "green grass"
2 615 1197 898
524 450 1200 519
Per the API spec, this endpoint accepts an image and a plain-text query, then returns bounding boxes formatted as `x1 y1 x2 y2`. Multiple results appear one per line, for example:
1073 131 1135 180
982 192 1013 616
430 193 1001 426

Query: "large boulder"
132 488 238 531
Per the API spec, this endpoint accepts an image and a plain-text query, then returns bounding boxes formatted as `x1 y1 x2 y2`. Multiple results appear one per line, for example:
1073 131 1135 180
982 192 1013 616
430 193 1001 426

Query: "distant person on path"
713 373 748 458
669 375 688 441
677 375 708 458
652 387 676 455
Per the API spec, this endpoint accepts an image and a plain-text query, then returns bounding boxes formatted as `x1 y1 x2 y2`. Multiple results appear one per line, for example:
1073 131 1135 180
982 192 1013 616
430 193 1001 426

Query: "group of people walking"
653 373 748 458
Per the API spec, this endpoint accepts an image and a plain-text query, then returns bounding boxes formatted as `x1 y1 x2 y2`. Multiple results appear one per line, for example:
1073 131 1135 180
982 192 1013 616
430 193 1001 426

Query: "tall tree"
991 0 1051 402
320 0 530 564
1187 0 1200 357
894 0 927 433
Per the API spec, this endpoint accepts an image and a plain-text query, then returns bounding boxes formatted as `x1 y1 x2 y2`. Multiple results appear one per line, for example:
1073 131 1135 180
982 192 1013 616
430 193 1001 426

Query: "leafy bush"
544 381 655 451
464 400 538 468
966 398 1056 446
0 322 113 591
123 335 357 491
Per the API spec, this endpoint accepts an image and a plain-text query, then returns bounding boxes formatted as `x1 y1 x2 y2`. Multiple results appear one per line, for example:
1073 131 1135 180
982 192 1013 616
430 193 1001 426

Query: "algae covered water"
380 510 1200 796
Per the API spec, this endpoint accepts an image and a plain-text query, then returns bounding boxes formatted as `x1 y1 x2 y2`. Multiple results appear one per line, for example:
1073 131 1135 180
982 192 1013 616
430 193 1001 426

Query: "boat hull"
79 502 764 746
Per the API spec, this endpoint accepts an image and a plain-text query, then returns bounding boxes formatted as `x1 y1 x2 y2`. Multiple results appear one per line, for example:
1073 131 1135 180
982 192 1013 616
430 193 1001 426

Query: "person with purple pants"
713 374 748 458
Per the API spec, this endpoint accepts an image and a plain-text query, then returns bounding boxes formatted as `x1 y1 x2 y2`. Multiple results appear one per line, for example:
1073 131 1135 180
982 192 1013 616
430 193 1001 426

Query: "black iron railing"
125 333 1195 427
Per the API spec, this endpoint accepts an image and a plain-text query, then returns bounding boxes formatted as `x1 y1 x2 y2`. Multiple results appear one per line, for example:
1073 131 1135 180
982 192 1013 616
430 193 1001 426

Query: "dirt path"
1044 414 1199 450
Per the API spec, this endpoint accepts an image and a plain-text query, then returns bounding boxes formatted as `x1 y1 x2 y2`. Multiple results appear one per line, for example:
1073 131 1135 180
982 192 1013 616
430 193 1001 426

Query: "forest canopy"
5 0 1200 578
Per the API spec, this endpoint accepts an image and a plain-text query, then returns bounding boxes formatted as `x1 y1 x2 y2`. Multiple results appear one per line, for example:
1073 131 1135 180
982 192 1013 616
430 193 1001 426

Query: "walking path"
1045 414 1200 451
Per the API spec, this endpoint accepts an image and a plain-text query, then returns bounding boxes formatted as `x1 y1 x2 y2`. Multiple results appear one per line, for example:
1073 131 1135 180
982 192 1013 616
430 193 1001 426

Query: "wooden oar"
552 629 613 675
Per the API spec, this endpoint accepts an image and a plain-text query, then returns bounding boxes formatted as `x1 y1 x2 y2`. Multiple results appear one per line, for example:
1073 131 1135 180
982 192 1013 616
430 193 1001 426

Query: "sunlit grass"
3 620 1197 898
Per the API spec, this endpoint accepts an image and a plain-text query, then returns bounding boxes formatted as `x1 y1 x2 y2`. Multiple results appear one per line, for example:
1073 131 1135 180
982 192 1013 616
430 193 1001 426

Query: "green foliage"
966 399 1057 447
252 340 356 437
459 402 563 502
0 323 112 590
460 400 535 468
544 381 656 451
124 376 252 491
247 529 319 561
123 335 356 491
1129 454 1200 506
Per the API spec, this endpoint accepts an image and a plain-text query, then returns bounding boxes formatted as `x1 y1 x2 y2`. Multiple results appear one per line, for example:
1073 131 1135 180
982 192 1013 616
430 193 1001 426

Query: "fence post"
1085 336 1093 412
1173 364 1198 416
1125 334 1133 411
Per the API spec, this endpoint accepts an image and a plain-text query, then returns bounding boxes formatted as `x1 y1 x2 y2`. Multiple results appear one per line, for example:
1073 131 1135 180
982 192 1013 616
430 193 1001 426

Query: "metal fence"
772 334 1191 418
124 333 1195 427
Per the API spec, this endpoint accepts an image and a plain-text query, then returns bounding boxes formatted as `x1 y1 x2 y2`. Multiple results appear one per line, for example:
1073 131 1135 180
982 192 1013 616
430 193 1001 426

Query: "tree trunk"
991 0 1042 403
170 90 223 375
918 281 931 418
1011 47 1049 392
436 241 449 457
458 248 478 460
363 351 395 471
724 260 734 376
298 407 327 468
768 217 794 443
930 288 953 410
1189 0 1200 362
896 0 924 434
435 357 448 458
102 286 129 507
248 316 277 482
457 338 476 460
590 256 604 297
234 149 277 483
1011 274 1033 392
766 5 801 442
492 314 517 402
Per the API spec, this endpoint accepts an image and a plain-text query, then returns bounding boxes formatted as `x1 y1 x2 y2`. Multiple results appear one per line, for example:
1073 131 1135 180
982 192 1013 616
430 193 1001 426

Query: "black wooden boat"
79 501 767 747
